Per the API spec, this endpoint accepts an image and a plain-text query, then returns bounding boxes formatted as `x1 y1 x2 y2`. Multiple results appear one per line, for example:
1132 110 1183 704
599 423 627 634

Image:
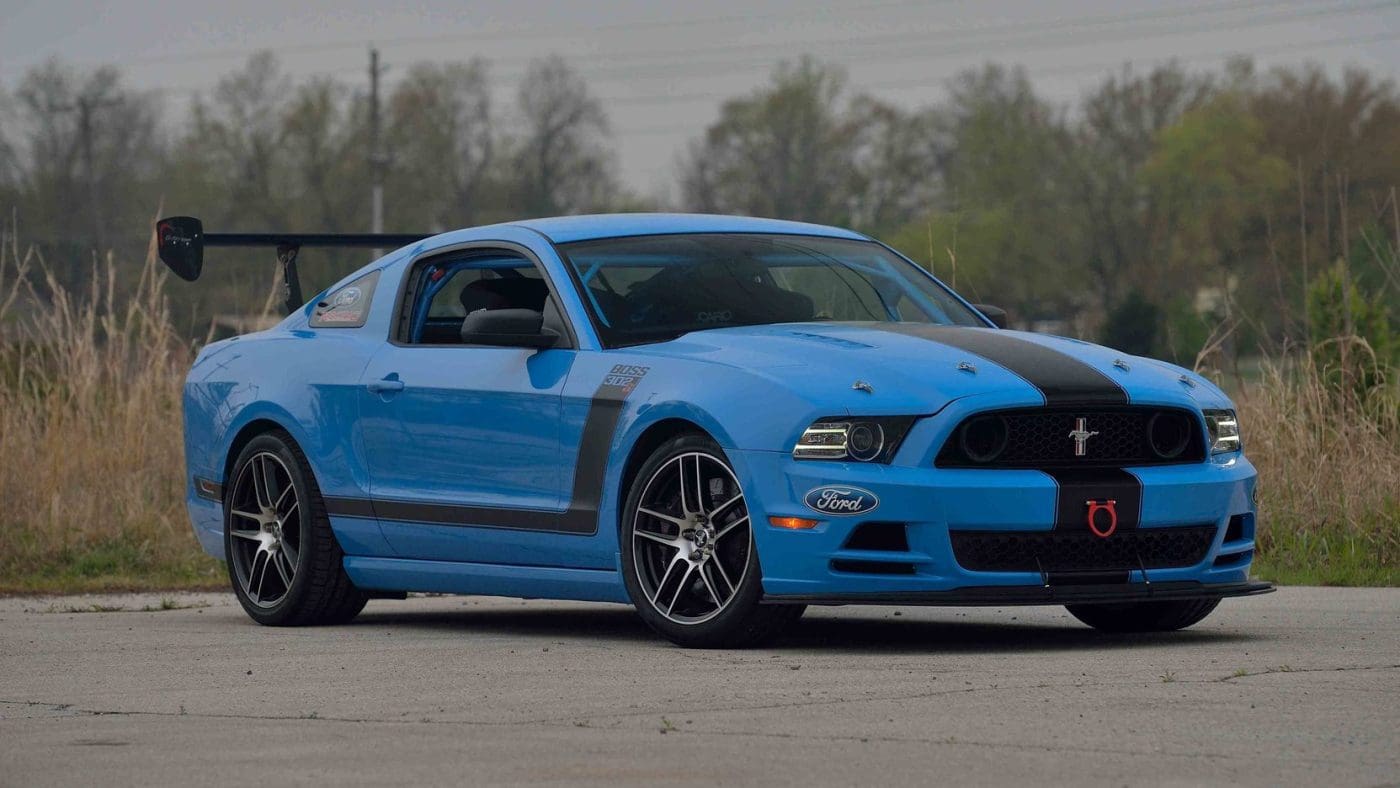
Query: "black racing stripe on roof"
871 324 1129 406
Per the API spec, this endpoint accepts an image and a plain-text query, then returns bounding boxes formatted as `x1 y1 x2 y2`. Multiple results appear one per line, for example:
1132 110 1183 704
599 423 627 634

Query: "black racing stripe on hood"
872 324 1128 406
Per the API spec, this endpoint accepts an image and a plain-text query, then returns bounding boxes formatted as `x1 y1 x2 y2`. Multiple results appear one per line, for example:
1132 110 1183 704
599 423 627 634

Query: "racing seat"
459 277 550 314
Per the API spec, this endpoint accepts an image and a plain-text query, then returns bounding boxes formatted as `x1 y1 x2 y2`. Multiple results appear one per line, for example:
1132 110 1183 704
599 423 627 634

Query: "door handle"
366 376 405 394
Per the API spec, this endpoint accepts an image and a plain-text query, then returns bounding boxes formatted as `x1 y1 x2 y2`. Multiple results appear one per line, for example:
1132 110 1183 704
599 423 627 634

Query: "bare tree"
2 58 160 263
1068 61 1215 311
283 77 365 233
513 56 615 217
845 98 943 233
386 61 495 228
186 52 293 229
679 57 858 224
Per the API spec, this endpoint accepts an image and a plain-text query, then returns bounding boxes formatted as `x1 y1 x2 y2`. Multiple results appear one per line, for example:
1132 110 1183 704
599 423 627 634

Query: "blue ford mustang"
159 212 1271 647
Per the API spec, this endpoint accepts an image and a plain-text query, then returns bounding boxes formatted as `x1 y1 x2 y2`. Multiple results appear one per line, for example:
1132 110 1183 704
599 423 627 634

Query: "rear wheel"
224 431 367 626
621 433 803 648
1066 598 1220 633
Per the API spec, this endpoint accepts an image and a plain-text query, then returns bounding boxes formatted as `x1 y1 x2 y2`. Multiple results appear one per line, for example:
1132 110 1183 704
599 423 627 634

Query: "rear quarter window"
310 270 381 328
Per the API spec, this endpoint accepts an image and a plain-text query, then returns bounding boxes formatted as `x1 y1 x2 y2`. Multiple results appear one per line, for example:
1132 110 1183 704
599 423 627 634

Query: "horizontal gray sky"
2 0 1397 199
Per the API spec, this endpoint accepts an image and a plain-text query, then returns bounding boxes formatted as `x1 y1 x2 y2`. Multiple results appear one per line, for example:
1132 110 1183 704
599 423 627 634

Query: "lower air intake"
949 525 1216 573
830 559 916 575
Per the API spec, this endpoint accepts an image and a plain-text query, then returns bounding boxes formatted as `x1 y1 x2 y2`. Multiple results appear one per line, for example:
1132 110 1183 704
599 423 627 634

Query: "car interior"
409 257 555 345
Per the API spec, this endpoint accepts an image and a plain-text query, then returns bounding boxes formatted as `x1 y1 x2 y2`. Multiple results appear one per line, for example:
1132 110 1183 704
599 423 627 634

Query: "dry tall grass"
0 226 220 591
0 226 1395 591
1236 353 1400 584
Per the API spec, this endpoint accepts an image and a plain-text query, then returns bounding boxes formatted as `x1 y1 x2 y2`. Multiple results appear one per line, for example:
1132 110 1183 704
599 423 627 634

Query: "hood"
627 322 1229 415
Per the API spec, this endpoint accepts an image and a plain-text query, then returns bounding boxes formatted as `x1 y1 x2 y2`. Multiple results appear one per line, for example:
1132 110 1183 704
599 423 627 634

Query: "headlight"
792 417 914 463
1204 409 1241 454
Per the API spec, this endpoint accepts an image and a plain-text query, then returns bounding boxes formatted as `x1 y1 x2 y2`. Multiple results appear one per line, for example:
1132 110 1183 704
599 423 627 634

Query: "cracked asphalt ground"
1 587 1396 787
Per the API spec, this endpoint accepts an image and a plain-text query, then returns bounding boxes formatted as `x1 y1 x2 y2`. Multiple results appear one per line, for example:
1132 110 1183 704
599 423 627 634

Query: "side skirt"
341 556 631 604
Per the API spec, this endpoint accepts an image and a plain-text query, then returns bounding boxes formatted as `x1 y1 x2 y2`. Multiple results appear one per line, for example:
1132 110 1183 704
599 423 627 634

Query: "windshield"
558 233 986 347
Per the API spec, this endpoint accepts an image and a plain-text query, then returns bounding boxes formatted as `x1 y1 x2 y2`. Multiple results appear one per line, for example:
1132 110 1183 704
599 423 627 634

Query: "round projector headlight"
846 422 885 462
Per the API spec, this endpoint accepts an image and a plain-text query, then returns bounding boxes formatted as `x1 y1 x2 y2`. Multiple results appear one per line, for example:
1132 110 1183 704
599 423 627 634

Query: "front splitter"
763 579 1275 606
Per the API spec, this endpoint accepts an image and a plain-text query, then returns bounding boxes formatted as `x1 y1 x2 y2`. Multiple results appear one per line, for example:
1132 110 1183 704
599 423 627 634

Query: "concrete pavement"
1 586 1396 786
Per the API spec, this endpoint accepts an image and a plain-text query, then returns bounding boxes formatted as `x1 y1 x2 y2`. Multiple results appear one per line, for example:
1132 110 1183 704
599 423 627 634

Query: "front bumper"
730 447 1262 601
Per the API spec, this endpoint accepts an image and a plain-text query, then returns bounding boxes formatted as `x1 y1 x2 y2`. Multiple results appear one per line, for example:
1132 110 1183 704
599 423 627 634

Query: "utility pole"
369 47 386 257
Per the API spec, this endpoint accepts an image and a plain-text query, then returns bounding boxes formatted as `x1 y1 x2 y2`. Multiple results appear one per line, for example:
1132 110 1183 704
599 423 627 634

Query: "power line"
611 28 1400 137
143 0 1304 88
502 0 1396 83
140 0 1391 98
446 0 1309 68
582 2 1400 109
58 0 956 68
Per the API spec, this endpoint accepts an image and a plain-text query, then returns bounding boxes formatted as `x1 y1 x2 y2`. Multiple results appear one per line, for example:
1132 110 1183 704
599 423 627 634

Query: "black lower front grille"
950 526 1216 573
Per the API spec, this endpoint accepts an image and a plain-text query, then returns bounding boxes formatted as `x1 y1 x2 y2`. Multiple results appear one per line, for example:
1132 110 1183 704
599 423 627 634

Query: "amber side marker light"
769 516 819 530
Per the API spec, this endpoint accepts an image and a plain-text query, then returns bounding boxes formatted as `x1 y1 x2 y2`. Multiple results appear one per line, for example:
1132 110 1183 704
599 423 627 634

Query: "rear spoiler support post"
276 244 304 316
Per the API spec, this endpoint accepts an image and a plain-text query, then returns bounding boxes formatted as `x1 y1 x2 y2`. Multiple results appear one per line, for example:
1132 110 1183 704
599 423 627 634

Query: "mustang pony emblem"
1085 499 1118 538
1068 417 1099 457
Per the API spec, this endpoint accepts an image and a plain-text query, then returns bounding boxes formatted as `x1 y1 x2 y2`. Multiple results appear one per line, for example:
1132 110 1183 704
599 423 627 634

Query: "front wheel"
620 433 803 648
1066 598 1220 633
224 430 367 626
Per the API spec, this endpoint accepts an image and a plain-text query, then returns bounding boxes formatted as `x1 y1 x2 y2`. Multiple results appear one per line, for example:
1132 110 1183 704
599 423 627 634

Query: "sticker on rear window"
311 270 380 328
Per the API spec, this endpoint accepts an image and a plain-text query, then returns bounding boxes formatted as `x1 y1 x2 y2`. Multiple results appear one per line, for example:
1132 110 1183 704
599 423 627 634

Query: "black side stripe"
872 324 1128 405
324 365 647 535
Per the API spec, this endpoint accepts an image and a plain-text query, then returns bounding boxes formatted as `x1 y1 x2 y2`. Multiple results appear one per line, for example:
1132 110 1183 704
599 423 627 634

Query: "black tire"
224 430 367 626
620 432 804 648
1065 598 1220 633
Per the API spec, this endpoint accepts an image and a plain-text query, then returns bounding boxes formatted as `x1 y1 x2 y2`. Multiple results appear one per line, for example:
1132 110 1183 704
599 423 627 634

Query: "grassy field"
0 237 1395 594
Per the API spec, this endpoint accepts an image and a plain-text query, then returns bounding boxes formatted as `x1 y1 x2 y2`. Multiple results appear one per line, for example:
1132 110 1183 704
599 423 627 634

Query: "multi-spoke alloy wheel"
621 432 804 648
632 451 752 625
228 451 302 608
224 431 367 626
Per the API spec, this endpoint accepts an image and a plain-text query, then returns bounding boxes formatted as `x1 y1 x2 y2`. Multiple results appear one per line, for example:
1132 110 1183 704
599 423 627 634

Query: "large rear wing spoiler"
155 216 429 314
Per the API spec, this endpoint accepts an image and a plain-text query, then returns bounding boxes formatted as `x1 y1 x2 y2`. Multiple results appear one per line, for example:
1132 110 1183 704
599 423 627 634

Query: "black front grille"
949 525 1217 573
936 407 1206 468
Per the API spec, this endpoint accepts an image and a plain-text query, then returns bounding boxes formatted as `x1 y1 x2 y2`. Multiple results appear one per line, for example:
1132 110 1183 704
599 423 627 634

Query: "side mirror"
973 304 1008 329
460 308 559 349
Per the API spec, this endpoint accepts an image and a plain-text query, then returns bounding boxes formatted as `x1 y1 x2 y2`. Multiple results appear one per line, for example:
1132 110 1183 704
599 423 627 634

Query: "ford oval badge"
803 485 879 516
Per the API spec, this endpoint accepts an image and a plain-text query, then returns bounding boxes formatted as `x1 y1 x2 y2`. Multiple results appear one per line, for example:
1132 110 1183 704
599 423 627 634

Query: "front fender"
585 354 839 568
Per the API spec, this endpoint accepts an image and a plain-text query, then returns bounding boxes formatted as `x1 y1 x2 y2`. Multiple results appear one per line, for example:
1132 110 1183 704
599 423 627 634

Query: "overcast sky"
2 0 1397 200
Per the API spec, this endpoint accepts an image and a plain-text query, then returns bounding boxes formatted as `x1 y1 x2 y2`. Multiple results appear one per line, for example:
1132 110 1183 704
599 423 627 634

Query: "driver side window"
400 254 552 345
